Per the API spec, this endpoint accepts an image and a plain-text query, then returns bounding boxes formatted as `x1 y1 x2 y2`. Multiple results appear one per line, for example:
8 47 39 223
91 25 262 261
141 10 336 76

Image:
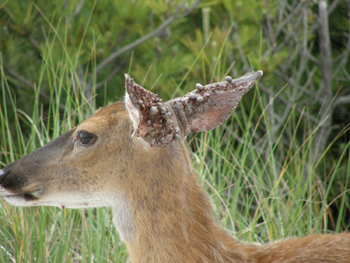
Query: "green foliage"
1 0 350 262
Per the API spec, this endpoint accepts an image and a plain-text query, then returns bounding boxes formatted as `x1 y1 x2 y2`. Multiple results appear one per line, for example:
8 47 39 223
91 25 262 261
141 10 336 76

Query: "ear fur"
124 74 179 147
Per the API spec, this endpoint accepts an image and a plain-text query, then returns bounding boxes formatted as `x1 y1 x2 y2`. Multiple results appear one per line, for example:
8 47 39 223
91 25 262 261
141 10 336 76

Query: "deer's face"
0 103 139 209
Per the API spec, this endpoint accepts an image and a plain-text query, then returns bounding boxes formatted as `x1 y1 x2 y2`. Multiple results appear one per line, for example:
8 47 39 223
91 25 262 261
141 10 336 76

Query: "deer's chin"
2 194 86 209
0 188 44 207
0 185 111 209
2 195 93 210
0 185 44 206
2 194 39 207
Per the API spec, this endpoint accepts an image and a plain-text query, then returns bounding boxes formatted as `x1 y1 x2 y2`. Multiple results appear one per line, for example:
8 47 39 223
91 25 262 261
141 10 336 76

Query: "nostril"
0 169 10 185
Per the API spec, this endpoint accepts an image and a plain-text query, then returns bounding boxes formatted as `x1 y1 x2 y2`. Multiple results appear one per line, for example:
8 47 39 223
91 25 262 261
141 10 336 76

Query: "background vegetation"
1 0 350 262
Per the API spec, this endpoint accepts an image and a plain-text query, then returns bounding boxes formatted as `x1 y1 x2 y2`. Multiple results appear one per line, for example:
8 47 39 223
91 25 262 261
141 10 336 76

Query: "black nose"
0 169 10 186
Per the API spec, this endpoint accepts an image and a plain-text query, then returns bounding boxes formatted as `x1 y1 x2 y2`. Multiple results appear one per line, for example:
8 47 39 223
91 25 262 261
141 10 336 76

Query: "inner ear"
124 74 179 147
125 92 141 131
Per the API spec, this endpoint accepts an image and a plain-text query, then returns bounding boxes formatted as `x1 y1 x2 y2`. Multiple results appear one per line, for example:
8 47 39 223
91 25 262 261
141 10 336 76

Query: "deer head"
0 71 262 260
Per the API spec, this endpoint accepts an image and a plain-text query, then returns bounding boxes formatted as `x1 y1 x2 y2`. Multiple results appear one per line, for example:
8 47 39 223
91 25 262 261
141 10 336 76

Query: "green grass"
2 56 350 262
1 4 350 262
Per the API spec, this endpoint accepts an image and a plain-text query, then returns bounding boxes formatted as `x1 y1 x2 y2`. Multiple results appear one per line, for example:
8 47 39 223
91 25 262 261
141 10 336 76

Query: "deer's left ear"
124 74 179 147
165 71 262 137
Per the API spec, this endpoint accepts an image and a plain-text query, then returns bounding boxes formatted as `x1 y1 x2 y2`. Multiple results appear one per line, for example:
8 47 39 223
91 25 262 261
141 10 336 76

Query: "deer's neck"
114 143 255 263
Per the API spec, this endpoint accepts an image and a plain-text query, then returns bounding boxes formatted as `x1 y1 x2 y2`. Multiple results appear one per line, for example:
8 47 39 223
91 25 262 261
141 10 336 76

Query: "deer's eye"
78 131 96 146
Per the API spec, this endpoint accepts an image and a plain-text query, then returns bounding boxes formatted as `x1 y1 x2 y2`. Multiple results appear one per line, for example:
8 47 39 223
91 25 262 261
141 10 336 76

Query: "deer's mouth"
0 169 44 206
0 187 43 206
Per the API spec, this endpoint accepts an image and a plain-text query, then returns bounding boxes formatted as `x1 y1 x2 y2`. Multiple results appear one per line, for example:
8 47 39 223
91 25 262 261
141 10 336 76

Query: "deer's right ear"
167 71 262 137
124 74 179 147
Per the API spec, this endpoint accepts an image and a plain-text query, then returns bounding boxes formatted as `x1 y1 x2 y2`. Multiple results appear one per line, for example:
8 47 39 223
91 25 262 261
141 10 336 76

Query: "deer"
1 71 350 262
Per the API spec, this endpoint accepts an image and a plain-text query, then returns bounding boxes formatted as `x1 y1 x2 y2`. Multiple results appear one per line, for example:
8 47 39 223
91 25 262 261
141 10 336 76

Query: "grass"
1 58 350 262
1 6 350 263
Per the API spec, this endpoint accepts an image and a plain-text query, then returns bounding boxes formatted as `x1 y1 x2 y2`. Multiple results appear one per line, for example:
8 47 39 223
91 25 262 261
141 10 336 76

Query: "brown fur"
1 102 350 263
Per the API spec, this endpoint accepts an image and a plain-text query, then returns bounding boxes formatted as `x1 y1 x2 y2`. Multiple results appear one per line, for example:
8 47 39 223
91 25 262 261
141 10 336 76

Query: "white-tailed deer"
1 71 350 262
